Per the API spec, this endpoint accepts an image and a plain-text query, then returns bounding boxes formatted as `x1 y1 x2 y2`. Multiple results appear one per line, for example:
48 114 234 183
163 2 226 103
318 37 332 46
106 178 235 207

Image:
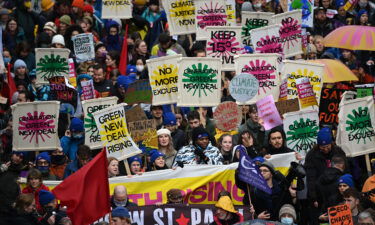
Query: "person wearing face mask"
60 117 85 161
279 204 297 225
210 196 244 225
49 148 68 180
251 0 263 12
110 185 138 209
35 152 57 180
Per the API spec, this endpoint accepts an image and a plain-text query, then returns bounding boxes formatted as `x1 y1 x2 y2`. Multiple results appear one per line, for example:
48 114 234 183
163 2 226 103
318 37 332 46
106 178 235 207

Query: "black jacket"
94 80 114 98
316 167 344 209
172 129 187 151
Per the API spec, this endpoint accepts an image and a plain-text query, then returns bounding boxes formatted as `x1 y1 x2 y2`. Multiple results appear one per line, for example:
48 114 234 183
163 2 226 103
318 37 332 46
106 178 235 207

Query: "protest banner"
177 57 221 107
272 10 303 57
124 80 153 105
336 96 375 157
206 26 242 71
319 88 345 125
328 204 354 225
241 12 274 46
49 76 77 108
102 0 132 19
296 77 317 108
283 109 319 156
93 103 141 160
72 33 95 63
146 55 181 105
195 0 228 40
229 73 259 104
213 101 242 131
36 48 70 84
68 58 77 88
235 54 281 102
279 78 288 101
225 0 236 26
81 79 95 100
256 95 283 130
11 101 60 151
82 97 118 149
275 98 300 116
250 25 283 55
288 0 314 27
125 105 148 122
161 0 195 35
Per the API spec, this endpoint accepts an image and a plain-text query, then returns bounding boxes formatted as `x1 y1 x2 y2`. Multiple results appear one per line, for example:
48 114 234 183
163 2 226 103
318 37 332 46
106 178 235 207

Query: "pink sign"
279 78 288 101
68 58 77 88
256 95 283 130
81 80 95 100
296 77 317 108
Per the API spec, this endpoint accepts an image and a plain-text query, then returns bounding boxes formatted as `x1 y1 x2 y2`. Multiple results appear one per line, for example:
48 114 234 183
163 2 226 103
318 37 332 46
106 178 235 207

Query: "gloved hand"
194 149 208 163
176 161 184 168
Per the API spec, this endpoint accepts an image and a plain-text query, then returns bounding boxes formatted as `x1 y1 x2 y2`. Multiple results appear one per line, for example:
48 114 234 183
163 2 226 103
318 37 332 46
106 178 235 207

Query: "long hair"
158 134 175 156
14 193 34 214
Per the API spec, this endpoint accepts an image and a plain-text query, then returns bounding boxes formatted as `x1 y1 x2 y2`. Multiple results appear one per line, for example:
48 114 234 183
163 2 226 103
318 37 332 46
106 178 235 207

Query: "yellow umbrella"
309 59 358 83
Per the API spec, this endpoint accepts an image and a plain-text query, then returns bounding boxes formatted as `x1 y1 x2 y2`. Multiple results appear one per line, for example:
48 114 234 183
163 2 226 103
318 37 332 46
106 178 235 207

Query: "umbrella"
309 59 358 83
323 25 375 51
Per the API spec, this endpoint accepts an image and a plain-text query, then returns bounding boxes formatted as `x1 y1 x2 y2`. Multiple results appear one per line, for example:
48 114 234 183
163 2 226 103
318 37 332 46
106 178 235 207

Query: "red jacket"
22 184 50 212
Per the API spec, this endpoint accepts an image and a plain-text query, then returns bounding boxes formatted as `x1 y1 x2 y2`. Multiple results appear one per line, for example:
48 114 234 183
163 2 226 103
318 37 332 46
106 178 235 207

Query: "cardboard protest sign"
296 77 317 108
272 10 303 57
235 54 281 102
336 96 375 157
288 0 314 27
275 98 300 116
128 120 158 150
328 204 354 225
81 79 95 100
283 109 319 156
82 97 118 149
72 33 95 63
279 78 288 101
206 26 242 71
250 25 283 55
146 55 181 105
125 105 148 123
102 0 132 19
93 103 142 160
49 76 78 108
195 0 228 40
229 73 259 104
256 95 283 130
319 88 345 125
68 58 77 88
177 57 221 107
241 12 274 46
11 101 60 151
161 0 195 35
36 48 70 84
124 80 152 105
213 101 242 131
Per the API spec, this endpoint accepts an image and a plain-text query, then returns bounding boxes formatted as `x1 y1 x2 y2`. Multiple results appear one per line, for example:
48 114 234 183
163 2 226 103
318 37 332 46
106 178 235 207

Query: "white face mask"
136 65 144 72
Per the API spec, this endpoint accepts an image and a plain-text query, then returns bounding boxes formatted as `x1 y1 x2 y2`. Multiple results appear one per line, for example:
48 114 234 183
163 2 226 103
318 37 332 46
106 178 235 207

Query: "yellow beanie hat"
215 196 238 213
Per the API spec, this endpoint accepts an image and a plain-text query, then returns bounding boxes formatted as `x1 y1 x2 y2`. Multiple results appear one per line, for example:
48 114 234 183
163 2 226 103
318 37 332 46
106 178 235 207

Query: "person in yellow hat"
210 196 244 225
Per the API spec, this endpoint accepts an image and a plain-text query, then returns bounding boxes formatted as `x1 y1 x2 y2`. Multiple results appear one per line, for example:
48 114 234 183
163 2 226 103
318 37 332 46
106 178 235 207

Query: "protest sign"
146 55 181 105
319 88 345 125
336 96 375 157
225 0 236 26
102 0 132 19
283 109 319 156
250 25 283 55
93 103 141 160
272 10 303 57
49 76 77 108
229 73 259 104
161 0 195 35
128 119 157 143
82 97 118 149
72 33 95 63
213 101 242 131
256 95 283 130
279 78 288 101
328 204 354 225
206 26 242 71
195 0 228 40
124 80 152 105
356 84 374 98
296 77 317 108
36 48 70 84
275 98 300 116
288 0 314 27
68 58 77 88
235 54 281 102
81 79 95 100
177 57 221 107
11 101 60 151
241 12 274 46
125 105 148 123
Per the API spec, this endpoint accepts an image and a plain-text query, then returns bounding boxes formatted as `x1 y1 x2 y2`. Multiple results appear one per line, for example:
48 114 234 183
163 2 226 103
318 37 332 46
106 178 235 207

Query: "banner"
72 33 95 63
68 58 77 88
241 12 274 46
124 80 153 105
195 0 228 40
283 109 319 156
272 10 303 57
36 48 70 84
213 101 242 131
81 79 95 100
162 0 195 35
336 96 375 157
102 0 132 19
49 76 77 108
328 204 354 225
288 0 314 28
206 26 242 71
11 101 60 151
146 55 181 105
82 97 118 149
235 54 281 102
250 25 283 55
229 73 259 104
319 88 345 125
177 57 221 107
296 77 317 108
256 95 283 130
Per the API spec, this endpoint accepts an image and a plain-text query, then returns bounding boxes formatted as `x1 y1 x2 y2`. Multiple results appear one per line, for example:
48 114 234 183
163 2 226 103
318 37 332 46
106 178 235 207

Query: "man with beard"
264 128 294 156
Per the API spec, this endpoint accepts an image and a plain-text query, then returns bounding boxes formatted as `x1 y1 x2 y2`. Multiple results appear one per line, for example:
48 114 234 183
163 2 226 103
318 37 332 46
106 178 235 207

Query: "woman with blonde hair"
157 128 177 168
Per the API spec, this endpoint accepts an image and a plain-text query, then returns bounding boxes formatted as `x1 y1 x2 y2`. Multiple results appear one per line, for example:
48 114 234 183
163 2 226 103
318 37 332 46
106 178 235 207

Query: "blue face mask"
281 217 294 225
3 57 10 64
73 133 84 139
37 166 49 173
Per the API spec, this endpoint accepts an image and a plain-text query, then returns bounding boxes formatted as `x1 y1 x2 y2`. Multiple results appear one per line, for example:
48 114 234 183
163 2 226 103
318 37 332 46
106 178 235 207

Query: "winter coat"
210 212 244 225
3 28 26 54
316 167 344 209
60 136 84 161
238 120 266 147
63 158 82 179
8 211 41 225
94 80 115 98
171 129 187 151
110 195 138 209
22 184 50 213
13 0 41 43
173 143 224 166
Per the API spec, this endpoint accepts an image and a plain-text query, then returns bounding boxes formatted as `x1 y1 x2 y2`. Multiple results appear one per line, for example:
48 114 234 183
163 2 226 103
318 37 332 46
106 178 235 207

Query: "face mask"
254 3 262 8
51 155 66 165
37 166 49 173
73 133 84 139
281 217 294 225
4 57 10 64
114 199 127 207
136 65 144 72
359 2 367 7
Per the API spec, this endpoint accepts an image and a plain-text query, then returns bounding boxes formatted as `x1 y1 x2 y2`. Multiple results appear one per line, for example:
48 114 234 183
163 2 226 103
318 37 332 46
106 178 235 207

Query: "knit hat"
215 196 237 213
279 204 297 220
157 128 171 136
149 0 159 6
117 74 136 90
39 190 55 206
128 156 143 166
14 59 27 70
336 0 345 7
72 0 85 9
192 127 209 143
70 117 84 132
338 174 354 187
112 206 130 218
83 4 94 14
241 2 254 11
126 65 137 75
167 189 183 200
357 9 368 20
44 22 57 34
59 15 71 25
317 127 332 146
36 152 51 164
163 112 177 126
260 161 276 175
77 74 92 82
150 150 165 163
41 0 54 11
252 156 265 164
52 34 65 47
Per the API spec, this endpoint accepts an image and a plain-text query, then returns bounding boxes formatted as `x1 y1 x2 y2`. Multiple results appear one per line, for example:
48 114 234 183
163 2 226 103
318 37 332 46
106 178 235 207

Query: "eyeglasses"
259 169 270 173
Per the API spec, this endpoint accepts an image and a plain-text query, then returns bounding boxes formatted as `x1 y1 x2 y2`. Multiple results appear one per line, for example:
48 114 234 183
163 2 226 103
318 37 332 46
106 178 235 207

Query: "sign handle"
246 184 254 220
365 154 372 177
124 159 131 175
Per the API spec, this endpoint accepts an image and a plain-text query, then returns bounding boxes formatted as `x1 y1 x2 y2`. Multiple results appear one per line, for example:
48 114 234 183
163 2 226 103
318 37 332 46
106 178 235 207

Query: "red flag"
52 150 110 225
6 63 16 104
118 23 129 75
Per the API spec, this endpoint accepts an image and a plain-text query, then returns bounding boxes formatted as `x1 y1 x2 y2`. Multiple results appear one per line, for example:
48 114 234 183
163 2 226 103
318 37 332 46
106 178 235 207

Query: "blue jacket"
63 159 81 179
60 136 84 161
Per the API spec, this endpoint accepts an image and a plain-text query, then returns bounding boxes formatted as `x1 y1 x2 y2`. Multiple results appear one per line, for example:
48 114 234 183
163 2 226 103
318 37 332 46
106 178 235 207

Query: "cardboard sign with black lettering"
128 119 157 143
319 88 345 125
161 0 195 35
328 204 353 225
241 12 274 46
72 33 95 63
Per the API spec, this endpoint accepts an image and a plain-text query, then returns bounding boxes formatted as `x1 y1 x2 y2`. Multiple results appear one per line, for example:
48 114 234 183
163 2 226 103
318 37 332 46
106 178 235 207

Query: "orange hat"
72 0 85 9
41 0 55 11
